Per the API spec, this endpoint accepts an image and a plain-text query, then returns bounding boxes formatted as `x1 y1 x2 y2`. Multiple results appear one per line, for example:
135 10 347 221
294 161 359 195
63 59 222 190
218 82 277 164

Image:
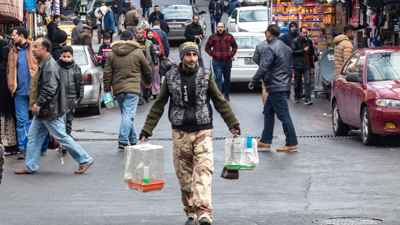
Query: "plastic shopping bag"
224 136 259 171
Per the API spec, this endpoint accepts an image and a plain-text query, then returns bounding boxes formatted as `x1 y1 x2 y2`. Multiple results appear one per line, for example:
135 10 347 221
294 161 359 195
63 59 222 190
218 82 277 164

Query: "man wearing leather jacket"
15 38 94 175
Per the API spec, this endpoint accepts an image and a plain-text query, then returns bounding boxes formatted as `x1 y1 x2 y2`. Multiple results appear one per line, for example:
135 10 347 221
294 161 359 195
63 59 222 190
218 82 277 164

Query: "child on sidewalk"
98 33 112 67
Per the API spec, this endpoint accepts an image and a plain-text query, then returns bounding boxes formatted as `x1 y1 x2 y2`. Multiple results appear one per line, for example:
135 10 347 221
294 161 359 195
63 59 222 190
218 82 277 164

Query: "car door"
345 54 366 127
340 52 364 127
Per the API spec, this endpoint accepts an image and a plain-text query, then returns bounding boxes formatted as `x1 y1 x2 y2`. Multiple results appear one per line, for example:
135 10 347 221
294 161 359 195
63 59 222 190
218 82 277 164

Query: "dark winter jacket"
152 27 170 57
209 0 224 18
148 12 169 33
140 0 152 8
103 40 152 96
251 37 293 93
291 36 315 69
57 60 83 109
141 64 239 137
36 55 67 120
280 30 298 49
184 23 204 44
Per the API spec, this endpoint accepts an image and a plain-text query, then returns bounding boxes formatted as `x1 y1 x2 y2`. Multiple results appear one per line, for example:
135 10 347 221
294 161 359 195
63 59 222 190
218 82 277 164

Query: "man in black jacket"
148 5 169 33
184 15 204 67
249 24 298 153
209 0 224 34
292 27 315 105
15 38 94 175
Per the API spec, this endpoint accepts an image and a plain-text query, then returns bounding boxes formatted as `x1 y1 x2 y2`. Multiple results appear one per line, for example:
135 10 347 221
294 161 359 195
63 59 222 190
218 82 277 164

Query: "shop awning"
0 0 24 22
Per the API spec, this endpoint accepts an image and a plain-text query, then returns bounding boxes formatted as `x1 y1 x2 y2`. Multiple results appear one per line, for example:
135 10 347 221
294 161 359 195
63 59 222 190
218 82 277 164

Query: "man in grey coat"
249 24 298 153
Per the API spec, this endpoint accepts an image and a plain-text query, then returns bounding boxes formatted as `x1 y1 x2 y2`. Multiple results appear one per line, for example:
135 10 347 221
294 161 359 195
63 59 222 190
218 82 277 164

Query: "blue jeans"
25 115 93 172
116 93 139 145
142 7 150 18
14 95 30 151
210 15 222 34
261 91 298 146
212 60 232 99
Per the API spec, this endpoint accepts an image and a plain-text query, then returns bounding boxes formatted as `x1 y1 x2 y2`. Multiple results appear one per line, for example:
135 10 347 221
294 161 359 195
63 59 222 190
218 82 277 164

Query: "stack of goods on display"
224 134 259 171
272 0 336 48
124 143 165 192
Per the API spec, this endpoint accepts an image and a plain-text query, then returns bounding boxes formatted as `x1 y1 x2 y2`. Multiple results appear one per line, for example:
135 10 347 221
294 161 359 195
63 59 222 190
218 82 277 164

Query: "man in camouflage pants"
140 42 240 225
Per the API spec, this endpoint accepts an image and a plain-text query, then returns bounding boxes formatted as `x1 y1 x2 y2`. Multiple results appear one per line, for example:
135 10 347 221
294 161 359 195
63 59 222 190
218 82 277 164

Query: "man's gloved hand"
229 124 241 136
248 80 255 90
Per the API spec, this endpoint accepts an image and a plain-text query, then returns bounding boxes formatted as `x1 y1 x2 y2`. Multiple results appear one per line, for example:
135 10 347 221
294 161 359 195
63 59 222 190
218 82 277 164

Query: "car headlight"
375 99 400 108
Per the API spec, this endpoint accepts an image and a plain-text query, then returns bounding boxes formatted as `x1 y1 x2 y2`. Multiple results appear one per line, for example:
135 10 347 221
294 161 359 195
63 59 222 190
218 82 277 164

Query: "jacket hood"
111 40 141 56
333 34 350 45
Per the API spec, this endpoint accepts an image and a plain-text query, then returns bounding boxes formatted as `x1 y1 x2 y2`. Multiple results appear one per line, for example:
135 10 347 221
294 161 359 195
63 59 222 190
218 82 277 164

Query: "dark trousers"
142 7 150 18
212 60 232 99
261 91 298 146
294 67 312 101
210 15 222 34
66 108 75 136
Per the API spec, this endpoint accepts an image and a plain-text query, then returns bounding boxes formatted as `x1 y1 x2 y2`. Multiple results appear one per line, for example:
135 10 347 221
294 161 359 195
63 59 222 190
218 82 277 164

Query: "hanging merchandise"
52 0 61 16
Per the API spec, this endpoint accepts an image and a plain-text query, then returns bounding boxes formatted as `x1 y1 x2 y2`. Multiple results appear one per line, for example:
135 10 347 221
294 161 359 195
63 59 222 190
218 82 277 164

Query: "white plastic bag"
224 136 259 170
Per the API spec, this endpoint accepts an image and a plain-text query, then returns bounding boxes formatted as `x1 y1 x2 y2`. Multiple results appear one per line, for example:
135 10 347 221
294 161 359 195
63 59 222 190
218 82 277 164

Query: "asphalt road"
2 1 400 225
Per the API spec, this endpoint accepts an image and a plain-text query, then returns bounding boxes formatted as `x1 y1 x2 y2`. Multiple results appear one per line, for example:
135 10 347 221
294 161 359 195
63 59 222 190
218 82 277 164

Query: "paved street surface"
2 1 400 225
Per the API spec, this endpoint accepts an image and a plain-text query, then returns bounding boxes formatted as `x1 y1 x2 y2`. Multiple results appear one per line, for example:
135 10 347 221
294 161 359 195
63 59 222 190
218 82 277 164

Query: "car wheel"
332 101 349 136
361 107 378 145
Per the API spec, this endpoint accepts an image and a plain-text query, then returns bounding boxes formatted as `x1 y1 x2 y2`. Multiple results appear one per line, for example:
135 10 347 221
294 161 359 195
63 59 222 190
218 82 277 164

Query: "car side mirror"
199 10 206 15
345 73 361 83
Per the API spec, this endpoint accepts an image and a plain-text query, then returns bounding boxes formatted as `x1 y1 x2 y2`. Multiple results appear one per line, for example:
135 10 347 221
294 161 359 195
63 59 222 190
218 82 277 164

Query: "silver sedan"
72 45 104 115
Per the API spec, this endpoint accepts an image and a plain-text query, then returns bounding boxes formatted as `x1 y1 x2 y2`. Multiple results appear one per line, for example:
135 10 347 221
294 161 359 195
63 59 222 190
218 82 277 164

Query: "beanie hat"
53 29 68 44
179 42 199 59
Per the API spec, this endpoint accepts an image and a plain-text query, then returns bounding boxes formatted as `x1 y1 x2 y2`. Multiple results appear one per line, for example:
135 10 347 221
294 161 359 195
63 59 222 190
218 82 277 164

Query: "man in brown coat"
7 27 38 158
334 25 354 78
103 31 152 150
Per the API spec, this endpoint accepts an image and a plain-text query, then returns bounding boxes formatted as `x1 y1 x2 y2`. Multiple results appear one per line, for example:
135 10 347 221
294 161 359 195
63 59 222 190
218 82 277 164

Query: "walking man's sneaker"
304 100 313 106
198 217 212 225
185 217 196 225
276 145 298 153
118 143 128 151
74 160 94 174
257 141 271 152
14 168 35 175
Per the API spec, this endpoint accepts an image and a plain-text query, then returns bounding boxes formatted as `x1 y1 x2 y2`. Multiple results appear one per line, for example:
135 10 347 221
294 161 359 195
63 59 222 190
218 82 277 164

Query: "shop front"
272 0 336 50
0 0 24 34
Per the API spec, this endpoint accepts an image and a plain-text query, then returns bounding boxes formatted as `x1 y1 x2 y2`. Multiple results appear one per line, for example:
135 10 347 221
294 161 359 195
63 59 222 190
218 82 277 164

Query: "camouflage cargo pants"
172 129 214 222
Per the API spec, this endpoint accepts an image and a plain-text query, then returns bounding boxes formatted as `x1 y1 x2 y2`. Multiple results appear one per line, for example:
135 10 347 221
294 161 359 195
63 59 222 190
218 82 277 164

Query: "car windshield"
239 9 268 22
235 36 264 49
163 6 193 20
73 48 89 66
367 52 400 81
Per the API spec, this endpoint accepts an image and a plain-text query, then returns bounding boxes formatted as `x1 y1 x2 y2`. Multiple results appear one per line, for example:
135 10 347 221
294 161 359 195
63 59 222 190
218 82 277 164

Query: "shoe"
118 143 128 151
198 217 212 225
14 168 35 175
275 145 298 153
4 151 18 156
74 159 94 174
257 141 271 152
304 100 313 105
16 151 25 160
184 217 195 225
294 99 301 104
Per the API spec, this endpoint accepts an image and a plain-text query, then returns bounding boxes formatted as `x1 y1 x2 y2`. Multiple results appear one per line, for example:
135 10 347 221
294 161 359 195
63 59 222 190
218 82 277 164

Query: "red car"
331 48 400 145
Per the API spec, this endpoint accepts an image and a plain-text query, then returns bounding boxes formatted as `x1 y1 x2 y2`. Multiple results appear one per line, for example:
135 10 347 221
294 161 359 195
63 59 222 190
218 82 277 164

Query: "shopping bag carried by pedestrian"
103 92 115 109
124 143 165 192
224 135 259 171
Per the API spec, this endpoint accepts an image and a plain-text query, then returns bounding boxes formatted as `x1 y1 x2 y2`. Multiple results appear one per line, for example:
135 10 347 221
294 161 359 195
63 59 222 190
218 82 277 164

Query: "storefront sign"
24 0 36 12
0 0 24 21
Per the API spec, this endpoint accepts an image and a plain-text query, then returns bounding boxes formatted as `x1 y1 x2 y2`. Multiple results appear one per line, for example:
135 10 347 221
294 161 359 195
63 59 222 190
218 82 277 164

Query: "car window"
367 52 400 82
235 36 264 49
73 48 89 66
163 6 193 20
343 53 361 75
239 9 268 22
